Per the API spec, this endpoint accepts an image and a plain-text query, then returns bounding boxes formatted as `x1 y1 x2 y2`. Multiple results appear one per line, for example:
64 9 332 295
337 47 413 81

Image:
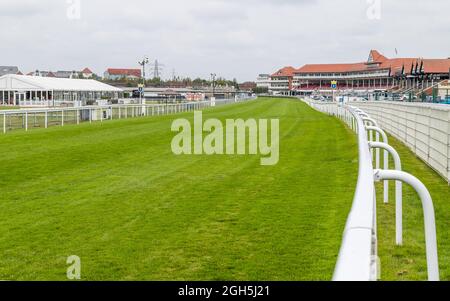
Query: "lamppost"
138 57 149 86
211 73 216 99
138 57 149 106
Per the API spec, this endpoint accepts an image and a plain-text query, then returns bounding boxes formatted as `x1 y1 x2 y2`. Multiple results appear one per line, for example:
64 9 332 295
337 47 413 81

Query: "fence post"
374 169 439 281
25 112 28 131
61 110 64 127
3 113 6 134
77 109 80 125
370 142 403 245
367 126 389 203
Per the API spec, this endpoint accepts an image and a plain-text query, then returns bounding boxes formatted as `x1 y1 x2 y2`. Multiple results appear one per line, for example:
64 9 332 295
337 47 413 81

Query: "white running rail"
303 98 440 281
0 96 256 134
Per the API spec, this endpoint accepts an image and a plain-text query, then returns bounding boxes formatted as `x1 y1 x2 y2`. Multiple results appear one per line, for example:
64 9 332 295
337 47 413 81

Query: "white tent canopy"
0 74 123 106
0 74 122 92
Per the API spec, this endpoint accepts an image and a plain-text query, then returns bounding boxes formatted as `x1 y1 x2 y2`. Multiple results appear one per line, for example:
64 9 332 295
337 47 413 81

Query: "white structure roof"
0 74 122 92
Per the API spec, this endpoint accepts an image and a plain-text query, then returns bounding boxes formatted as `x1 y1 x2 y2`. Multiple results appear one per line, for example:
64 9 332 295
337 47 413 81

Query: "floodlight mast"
138 57 149 107
211 73 217 97
138 57 149 87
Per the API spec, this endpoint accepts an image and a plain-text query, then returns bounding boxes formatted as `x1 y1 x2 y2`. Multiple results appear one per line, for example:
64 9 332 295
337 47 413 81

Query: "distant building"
81 68 94 79
34 71 56 77
27 68 94 79
104 68 142 80
0 66 20 76
239 81 257 91
256 74 271 89
54 71 79 79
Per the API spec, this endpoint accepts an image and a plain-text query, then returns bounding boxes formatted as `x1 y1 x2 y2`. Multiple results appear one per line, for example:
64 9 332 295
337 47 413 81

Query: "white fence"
1 97 256 133
348 101 450 183
303 99 439 281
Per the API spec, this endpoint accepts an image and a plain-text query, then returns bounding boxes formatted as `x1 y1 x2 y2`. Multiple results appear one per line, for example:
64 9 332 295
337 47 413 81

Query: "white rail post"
370 142 403 245
366 126 389 203
77 109 80 125
61 110 64 127
3 113 6 134
45 111 48 128
362 117 381 169
374 169 440 281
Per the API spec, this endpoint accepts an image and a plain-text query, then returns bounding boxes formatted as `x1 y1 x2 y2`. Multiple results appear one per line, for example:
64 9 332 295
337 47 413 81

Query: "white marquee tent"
0 74 123 106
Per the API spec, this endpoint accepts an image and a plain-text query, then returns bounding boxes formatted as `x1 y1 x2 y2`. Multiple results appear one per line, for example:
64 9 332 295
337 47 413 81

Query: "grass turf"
0 97 358 280
376 134 450 281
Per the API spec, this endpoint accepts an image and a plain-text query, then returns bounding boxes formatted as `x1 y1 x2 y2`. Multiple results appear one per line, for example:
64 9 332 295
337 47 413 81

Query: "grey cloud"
1 0 450 81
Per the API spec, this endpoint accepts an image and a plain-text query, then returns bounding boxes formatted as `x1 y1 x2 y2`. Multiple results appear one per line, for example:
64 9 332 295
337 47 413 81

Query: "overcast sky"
1 0 450 81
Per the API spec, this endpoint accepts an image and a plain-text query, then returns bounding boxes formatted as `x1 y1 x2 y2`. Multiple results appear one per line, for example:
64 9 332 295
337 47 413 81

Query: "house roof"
0 74 123 92
82 67 93 74
297 62 368 73
271 66 297 77
421 59 450 74
106 68 141 77
368 50 388 63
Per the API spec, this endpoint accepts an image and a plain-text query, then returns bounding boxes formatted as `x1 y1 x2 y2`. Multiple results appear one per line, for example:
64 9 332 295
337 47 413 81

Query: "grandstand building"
256 74 271 89
269 67 296 95
269 50 450 98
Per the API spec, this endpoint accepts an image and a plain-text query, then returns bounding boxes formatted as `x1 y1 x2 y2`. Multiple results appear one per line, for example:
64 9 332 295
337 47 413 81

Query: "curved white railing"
308 101 378 281
303 98 440 281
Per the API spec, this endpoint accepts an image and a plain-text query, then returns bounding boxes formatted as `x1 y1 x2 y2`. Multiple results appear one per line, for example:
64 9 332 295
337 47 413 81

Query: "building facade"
239 81 256 92
104 68 142 80
268 50 450 98
256 74 271 89
269 66 296 95
28 68 94 79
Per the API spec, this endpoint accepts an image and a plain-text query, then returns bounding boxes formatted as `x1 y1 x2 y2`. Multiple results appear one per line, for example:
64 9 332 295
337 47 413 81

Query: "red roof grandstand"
294 50 450 76
271 66 297 77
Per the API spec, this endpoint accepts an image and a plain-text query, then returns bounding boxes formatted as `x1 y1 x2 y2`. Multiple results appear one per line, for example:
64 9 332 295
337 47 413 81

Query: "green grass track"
0 97 358 280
